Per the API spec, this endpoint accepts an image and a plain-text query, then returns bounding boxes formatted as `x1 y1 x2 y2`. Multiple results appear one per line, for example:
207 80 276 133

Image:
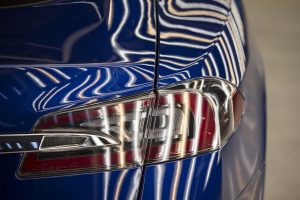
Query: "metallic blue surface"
0 0 156 65
0 0 266 199
0 154 142 200
0 0 156 199
141 152 222 200
0 66 154 132
141 31 266 199
156 0 247 86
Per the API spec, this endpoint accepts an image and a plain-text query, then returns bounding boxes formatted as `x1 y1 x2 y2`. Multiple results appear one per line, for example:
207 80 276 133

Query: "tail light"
0 78 244 178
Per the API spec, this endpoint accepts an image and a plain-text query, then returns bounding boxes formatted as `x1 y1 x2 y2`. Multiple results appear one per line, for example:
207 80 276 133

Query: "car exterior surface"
0 0 266 200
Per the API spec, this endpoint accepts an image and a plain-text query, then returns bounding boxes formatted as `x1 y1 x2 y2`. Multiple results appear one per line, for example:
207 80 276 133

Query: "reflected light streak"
176 73 188 81
155 165 165 200
113 170 127 200
160 53 196 62
160 2 225 25
171 161 182 200
122 67 137 87
180 92 189 156
159 63 190 71
175 0 228 14
110 0 130 62
12 87 22 96
103 172 110 200
146 0 156 35
37 87 57 111
42 83 70 110
62 75 91 103
93 68 111 95
219 36 236 84
203 152 216 191
133 101 142 163
208 53 220 77
50 68 71 80
78 70 101 98
127 169 142 200
221 31 239 84
0 92 8 100
135 0 155 42
32 91 46 112
184 157 196 200
202 66 207 76
216 42 229 80
160 58 191 67
231 2 245 44
204 93 220 149
108 0 114 29
118 104 125 167
228 14 246 72
34 68 60 84
102 106 112 170
162 94 175 160
26 72 46 88
133 65 155 75
62 22 101 63
160 31 215 44
160 37 210 49
129 67 153 81
193 93 203 153
204 58 213 76
166 0 227 20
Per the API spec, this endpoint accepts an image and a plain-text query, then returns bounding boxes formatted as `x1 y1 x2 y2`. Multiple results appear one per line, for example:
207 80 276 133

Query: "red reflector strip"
19 150 139 177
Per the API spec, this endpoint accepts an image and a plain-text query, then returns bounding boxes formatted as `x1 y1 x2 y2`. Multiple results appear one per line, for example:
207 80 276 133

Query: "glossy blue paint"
0 0 156 65
0 0 157 133
140 31 266 199
0 154 142 200
0 0 157 199
156 0 247 86
141 152 222 200
0 0 266 199
0 66 154 133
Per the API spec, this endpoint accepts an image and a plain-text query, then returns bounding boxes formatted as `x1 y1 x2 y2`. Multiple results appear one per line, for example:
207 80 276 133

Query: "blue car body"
0 0 266 199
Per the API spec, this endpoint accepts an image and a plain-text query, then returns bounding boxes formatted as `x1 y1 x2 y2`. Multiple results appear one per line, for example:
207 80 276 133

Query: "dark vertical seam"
153 0 160 92
138 2 160 199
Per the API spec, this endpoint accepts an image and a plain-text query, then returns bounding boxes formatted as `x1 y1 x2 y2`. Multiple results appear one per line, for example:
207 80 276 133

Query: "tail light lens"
19 96 155 177
146 92 216 163
13 78 243 178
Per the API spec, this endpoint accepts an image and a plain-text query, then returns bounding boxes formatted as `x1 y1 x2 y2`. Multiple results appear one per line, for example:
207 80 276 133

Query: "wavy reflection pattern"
0 0 159 132
142 151 221 200
0 66 153 132
158 0 246 86
22 66 153 112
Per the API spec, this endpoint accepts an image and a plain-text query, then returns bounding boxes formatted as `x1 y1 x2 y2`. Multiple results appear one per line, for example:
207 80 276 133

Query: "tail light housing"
0 78 244 178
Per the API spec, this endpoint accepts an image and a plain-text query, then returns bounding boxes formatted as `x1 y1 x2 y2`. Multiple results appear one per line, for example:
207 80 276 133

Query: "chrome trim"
0 129 120 154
